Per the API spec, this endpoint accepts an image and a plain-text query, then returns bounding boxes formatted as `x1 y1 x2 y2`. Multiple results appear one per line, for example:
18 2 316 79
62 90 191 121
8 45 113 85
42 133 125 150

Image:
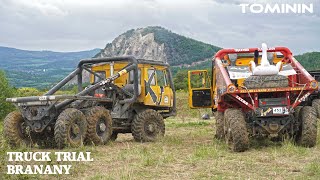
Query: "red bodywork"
214 46 318 114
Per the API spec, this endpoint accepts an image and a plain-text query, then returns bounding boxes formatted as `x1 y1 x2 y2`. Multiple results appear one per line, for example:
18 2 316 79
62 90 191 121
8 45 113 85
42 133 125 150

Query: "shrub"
0 70 16 120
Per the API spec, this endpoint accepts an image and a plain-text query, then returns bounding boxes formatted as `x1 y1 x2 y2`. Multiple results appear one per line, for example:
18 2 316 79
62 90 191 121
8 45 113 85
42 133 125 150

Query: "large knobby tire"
4 111 32 148
132 109 165 142
224 108 249 152
54 108 87 149
214 111 224 140
312 99 320 118
244 75 288 89
85 106 112 145
295 106 318 147
294 106 303 120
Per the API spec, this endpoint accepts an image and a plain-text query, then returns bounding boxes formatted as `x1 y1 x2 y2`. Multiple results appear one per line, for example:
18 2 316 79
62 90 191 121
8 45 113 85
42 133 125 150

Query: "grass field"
1 118 320 180
0 92 320 179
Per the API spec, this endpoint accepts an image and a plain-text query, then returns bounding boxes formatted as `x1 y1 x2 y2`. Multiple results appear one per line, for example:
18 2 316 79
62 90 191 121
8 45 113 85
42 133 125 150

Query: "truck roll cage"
7 56 139 109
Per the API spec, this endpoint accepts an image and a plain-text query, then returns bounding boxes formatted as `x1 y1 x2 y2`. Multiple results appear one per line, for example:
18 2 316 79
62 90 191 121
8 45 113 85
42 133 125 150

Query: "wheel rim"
96 118 107 137
144 121 158 137
69 122 81 141
17 121 26 137
16 120 31 143
17 121 31 144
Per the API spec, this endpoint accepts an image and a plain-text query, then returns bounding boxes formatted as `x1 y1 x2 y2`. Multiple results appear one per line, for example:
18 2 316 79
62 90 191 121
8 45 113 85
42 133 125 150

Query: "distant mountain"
0 47 100 88
95 26 221 66
1 26 318 89
95 26 318 73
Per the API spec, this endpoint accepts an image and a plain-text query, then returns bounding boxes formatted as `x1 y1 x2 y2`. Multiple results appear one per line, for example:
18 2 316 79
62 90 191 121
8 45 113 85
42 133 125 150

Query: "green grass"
305 160 320 178
166 120 210 128
175 91 212 119
1 113 320 179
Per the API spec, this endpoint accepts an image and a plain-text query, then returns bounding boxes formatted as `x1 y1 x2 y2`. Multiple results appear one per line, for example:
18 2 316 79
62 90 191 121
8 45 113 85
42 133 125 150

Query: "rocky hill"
95 26 221 66
0 26 221 88
1 26 318 89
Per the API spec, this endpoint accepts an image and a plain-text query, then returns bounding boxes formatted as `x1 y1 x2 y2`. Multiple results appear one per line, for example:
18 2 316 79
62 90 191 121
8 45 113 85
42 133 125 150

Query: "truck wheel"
224 109 249 152
295 106 317 147
132 109 165 142
215 111 224 140
85 106 112 145
4 111 32 147
54 108 87 149
294 106 302 120
312 99 320 118
244 75 288 89
110 132 118 141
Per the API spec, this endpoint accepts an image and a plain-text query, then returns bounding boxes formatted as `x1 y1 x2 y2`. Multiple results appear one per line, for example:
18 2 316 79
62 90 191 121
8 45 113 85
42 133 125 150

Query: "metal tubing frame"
214 46 317 111
214 46 315 89
55 61 138 109
9 56 139 109
7 56 176 116
7 95 113 103
45 68 81 95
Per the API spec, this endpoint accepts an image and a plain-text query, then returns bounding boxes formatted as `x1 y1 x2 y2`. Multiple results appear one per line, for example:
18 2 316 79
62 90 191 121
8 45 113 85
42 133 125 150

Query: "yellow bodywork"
188 70 213 109
91 62 173 107
233 55 283 66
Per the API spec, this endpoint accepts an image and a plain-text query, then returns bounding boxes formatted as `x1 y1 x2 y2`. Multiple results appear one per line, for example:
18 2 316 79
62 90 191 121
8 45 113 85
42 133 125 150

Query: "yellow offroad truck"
4 56 176 148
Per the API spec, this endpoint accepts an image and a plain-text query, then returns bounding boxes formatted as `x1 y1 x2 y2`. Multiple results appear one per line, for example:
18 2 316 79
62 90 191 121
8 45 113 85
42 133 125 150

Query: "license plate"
273 107 283 114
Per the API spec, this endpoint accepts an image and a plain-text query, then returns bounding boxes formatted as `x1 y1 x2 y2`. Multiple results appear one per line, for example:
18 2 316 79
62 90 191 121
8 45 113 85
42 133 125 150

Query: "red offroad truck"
188 44 318 152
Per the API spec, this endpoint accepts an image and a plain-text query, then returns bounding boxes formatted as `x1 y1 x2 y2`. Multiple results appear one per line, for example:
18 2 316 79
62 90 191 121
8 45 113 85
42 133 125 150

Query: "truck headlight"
310 81 318 89
228 84 236 93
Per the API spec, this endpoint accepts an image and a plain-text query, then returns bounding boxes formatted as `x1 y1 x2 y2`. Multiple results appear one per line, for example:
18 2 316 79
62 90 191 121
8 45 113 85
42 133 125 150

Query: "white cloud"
0 0 319 54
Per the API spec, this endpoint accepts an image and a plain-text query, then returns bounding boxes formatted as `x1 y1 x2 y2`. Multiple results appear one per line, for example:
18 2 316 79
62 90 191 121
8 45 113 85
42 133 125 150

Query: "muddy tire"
85 106 112 145
215 111 224 140
110 132 118 141
4 111 32 148
132 109 165 142
295 106 317 147
244 75 288 89
294 106 303 120
54 108 87 149
312 99 320 118
224 108 249 152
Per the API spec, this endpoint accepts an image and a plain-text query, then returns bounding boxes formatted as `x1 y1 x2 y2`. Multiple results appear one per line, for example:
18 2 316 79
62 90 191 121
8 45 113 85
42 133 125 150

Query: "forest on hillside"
141 26 221 66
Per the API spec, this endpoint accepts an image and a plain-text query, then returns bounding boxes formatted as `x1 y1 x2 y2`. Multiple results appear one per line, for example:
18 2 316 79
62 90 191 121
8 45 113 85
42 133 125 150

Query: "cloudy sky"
0 0 319 54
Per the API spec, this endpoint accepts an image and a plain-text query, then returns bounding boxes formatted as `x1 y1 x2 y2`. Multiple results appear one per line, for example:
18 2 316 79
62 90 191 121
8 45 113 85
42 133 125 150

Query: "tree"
174 70 188 91
0 70 16 120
